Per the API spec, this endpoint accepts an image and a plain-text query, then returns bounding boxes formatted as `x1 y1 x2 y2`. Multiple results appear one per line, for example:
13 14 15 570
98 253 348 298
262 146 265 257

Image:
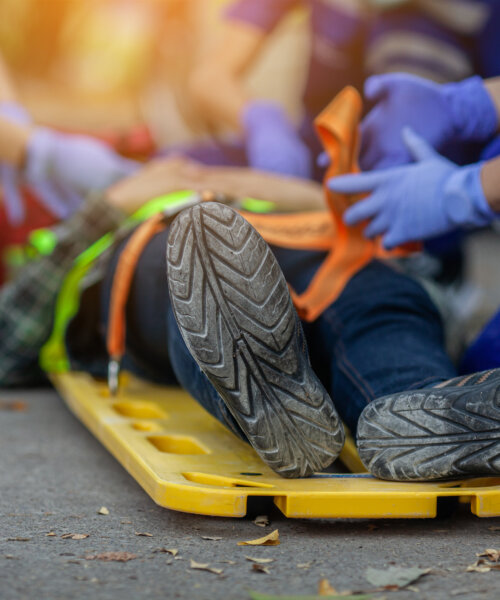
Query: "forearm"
485 77 500 132
0 54 16 102
0 193 125 386
481 155 500 213
0 116 30 166
189 22 265 131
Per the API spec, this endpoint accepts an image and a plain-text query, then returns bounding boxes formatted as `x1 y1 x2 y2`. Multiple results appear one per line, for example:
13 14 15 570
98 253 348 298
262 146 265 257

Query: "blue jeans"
100 229 457 438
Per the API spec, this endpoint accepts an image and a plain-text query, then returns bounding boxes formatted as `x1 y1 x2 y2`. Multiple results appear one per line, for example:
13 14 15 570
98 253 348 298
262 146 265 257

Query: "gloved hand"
0 102 31 225
360 74 499 171
24 129 139 215
329 128 496 249
242 101 312 179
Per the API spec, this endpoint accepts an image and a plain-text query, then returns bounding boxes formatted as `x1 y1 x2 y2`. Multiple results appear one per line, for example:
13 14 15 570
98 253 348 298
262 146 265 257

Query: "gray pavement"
1 387 500 600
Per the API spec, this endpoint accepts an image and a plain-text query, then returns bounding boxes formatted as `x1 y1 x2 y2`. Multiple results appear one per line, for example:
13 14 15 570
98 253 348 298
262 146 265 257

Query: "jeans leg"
309 261 457 434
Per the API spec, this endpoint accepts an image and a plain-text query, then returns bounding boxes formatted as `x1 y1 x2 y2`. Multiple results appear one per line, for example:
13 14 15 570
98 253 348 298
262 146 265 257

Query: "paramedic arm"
189 21 265 131
189 17 311 178
330 129 500 249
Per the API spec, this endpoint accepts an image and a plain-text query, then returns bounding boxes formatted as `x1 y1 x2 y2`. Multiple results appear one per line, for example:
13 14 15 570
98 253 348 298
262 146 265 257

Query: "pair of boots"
167 202 500 481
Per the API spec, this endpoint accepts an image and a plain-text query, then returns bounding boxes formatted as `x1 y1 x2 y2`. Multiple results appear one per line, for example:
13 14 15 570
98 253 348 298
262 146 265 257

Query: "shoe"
166 202 344 477
357 369 500 481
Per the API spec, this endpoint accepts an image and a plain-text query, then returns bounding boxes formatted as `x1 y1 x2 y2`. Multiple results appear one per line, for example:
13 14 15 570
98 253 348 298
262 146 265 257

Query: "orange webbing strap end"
106 213 166 394
288 87 419 322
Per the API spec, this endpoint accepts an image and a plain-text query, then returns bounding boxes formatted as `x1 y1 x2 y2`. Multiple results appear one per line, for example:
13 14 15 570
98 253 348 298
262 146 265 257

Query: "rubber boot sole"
166 202 344 478
357 369 500 481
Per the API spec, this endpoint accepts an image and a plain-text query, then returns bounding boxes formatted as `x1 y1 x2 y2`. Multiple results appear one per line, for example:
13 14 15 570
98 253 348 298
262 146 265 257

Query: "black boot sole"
166 202 344 478
357 369 500 481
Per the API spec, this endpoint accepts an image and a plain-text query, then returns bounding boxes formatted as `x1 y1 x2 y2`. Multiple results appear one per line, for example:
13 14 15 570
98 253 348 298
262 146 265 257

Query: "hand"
329 129 496 249
0 102 31 225
242 101 311 179
360 74 498 171
25 129 139 211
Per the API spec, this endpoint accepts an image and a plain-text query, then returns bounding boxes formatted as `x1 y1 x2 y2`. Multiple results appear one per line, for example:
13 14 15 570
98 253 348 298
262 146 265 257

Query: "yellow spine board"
52 372 500 519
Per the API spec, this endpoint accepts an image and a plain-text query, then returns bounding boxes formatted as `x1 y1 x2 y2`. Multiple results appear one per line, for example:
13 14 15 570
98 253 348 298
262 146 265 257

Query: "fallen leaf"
297 562 313 569
252 563 270 574
488 526 500 532
364 566 430 589
61 533 89 540
85 552 136 562
466 558 500 573
201 536 222 541
238 529 280 546
97 507 109 515
477 548 500 562
167 548 179 557
221 559 236 564
7 537 30 542
0 400 27 412
46 532 56 537
367 524 378 531
254 515 270 528
245 556 275 564
189 559 223 575
318 578 338 596
466 561 492 573
135 532 153 537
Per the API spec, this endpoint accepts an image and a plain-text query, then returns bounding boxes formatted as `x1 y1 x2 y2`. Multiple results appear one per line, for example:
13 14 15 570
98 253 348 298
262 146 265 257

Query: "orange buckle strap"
107 214 167 394
244 87 420 322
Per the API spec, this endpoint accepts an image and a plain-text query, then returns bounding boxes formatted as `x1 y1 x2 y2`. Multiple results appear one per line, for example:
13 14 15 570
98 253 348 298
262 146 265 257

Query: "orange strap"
107 213 166 362
244 87 419 321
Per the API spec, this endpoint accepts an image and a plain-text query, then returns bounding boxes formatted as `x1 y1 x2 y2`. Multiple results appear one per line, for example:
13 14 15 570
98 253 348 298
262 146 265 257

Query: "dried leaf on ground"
238 529 280 546
0 400 27 412
97 507 109 515
318 578 338 596
201 535 222 541
467 558 500 573
297 561 313 569
189 559 223 575
46 532 56 537
153 547 179 556
85 552 136 562
364 566 430 589
488 526 500 532
135 532 153 537
245 556 274 564
253 515 270 528
252 563 270 574
7 537 31 542
477 548 500 562
61 533 89 540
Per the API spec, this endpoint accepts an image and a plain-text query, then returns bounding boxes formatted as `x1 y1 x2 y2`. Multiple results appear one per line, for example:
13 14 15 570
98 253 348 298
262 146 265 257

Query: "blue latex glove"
329 128 496 249
0 102 31 225
360 74 499 171
242 101 312 179
25 128 139 213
